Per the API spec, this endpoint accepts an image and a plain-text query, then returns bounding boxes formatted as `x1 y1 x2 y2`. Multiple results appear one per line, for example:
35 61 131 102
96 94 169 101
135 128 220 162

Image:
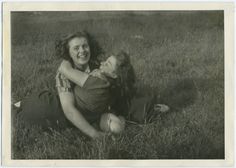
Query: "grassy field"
11 11 224 159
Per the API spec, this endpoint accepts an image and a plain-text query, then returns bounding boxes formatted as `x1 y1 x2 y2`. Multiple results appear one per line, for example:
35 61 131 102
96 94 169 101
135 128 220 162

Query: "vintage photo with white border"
2 2 234 167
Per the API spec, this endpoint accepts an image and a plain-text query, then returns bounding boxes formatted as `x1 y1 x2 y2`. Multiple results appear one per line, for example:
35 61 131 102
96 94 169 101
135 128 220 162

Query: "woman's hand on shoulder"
58 60 72 74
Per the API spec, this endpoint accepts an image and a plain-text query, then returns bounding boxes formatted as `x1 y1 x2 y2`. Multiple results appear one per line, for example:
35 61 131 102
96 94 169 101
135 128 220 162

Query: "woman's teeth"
78 55 86 58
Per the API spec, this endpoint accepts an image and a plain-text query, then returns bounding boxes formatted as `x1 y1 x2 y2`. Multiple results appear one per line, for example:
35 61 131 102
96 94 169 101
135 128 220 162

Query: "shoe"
154 104 170 113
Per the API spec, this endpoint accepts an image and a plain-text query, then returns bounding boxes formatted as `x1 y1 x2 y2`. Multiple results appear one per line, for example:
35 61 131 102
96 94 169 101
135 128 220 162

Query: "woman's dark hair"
55 31 102 70
111 51 136 116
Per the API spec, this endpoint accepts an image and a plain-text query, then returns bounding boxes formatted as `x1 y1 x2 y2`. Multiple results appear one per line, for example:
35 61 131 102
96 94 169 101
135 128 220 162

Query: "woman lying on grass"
18 32 132 139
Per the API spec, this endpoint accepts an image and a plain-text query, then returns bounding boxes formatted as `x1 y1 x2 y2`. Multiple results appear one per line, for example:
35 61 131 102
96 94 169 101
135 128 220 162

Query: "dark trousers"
19 90 73 130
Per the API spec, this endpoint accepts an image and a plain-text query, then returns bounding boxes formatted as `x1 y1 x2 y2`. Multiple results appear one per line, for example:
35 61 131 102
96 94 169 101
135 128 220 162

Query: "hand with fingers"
92 130 106 140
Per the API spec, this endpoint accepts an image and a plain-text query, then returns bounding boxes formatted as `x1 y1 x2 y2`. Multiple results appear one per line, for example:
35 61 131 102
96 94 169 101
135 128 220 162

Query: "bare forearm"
60 67 88 87
64 106 98 138
58 92 100 139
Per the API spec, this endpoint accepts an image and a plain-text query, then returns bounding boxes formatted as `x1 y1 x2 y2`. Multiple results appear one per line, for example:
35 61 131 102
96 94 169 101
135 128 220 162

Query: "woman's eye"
83 45 88 49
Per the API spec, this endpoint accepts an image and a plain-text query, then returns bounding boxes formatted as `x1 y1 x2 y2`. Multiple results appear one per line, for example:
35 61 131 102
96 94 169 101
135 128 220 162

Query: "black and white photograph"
2 2 234 167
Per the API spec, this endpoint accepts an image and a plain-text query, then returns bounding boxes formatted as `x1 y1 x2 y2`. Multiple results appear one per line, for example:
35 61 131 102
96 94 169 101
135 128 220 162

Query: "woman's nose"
78 47 84 53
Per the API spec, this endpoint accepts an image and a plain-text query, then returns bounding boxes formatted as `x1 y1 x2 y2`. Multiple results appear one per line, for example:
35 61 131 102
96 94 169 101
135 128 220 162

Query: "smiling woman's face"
68 37 91 68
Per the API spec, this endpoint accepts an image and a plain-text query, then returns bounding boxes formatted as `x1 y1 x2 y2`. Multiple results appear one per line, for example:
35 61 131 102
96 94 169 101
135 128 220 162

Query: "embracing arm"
58 60 89 87
58 91 102 139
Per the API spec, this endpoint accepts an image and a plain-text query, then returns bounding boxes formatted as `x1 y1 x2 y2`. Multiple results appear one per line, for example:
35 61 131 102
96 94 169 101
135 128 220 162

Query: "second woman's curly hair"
111 51 136 116
55 31 102 70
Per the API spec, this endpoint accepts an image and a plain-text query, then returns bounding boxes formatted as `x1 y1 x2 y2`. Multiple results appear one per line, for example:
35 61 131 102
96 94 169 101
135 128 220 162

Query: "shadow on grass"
137 78 198 112
159 78 198 111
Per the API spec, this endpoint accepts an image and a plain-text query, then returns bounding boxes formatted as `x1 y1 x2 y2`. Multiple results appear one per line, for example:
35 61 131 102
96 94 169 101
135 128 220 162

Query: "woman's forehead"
68 37 88 46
